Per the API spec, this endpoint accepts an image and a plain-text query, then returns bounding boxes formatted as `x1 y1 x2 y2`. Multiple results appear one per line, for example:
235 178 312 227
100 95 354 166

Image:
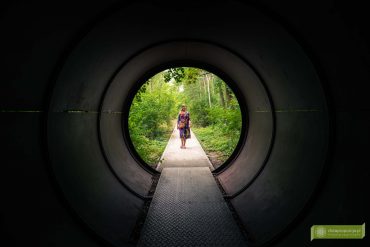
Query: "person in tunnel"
177 104 191 149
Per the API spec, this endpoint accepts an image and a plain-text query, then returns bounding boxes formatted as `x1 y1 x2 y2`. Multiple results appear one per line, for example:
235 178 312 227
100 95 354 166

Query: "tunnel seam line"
8 108 368 114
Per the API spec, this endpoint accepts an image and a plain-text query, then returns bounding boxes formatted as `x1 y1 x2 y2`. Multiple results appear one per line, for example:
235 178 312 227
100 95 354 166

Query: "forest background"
128 67 242 169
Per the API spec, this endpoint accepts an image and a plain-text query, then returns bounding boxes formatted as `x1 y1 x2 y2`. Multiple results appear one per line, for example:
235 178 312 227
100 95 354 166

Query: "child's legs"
179 129 184 146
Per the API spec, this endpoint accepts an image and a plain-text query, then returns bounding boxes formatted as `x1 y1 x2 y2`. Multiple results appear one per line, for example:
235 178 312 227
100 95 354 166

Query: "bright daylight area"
128 67 243 169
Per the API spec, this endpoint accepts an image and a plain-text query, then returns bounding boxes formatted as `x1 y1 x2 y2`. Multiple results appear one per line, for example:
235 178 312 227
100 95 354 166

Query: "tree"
128 67 242 166
225 85 233 107
163 67 185 83
214 77 225 108
205 73 212 107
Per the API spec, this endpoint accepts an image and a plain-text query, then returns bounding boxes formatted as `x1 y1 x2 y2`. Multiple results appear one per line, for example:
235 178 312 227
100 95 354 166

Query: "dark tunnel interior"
1 1 369 246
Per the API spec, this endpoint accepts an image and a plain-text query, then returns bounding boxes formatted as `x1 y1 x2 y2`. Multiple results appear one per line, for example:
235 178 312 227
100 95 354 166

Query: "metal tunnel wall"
1 1 369 247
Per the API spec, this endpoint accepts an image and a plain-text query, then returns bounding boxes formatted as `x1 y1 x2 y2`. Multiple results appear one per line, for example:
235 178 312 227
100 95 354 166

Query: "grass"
131 122 241 169
192 125 240 168
130 122 174 168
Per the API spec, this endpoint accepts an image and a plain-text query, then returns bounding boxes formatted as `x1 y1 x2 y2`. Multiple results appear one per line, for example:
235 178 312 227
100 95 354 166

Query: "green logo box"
311 223 365 240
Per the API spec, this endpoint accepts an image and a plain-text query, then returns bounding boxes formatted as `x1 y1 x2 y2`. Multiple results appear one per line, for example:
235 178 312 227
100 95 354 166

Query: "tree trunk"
225 86 232 107
203 77 207 102
205 74 212 107
219 84 225 107
199 80 202 99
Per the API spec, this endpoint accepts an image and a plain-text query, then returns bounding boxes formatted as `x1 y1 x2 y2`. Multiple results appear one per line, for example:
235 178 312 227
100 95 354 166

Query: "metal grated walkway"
138 128 247 247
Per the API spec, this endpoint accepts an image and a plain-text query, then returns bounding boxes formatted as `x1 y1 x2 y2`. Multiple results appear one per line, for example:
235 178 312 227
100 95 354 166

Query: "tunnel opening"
5 0 367 246
126 66 245 172
122 64 250 244
47 35 329 246
47 40 279 246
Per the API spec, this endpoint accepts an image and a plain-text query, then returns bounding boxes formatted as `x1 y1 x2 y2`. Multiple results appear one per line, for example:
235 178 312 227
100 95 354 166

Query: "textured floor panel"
138 167 248 247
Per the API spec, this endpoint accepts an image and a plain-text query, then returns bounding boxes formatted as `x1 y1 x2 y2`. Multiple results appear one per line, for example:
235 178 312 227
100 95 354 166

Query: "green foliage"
188 98 210 126
192 125 240 162
129 67 243 167
163 67 185 83
129 130 172 165
129 73 180 167
183 67 201 85
191 97 242 164
208 104 242 131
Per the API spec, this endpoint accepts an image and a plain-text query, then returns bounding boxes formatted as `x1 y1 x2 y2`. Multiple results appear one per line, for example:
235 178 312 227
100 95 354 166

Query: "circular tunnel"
3 1 369 247
46 2 328 246
124 65 246 172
